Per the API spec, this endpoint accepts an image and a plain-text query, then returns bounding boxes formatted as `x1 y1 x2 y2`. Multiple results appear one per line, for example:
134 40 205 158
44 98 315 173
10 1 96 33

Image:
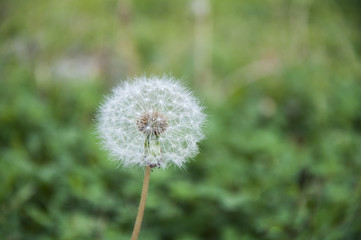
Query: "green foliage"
1 0 361 239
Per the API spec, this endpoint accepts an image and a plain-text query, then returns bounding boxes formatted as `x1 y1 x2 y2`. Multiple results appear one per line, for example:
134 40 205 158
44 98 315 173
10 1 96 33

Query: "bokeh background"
1 0 361 239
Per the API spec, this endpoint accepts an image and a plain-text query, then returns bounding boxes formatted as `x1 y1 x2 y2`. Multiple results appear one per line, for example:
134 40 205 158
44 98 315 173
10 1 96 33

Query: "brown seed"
136 111 168 136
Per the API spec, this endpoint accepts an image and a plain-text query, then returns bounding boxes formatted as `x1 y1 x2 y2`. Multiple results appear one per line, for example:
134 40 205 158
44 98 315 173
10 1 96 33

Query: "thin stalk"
131 166 151 240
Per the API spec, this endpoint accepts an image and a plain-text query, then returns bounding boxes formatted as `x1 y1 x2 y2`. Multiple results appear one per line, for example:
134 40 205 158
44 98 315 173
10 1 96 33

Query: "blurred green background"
1 0 361 239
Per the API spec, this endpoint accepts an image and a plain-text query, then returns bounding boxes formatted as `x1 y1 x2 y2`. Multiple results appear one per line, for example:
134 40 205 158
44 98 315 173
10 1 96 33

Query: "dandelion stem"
131 166 151 240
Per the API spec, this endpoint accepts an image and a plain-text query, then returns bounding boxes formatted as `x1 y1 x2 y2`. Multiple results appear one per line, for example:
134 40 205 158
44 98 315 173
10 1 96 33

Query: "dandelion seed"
96 75 206 169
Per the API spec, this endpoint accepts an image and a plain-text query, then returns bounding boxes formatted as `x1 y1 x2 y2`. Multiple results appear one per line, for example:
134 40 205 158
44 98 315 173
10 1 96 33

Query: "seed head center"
137 111 168 136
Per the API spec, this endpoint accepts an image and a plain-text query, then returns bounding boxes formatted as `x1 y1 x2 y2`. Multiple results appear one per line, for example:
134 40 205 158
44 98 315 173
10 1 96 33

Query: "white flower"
96 75 206 168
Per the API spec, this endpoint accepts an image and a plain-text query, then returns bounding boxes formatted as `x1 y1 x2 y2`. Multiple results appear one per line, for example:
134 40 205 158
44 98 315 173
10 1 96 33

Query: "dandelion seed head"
96 75 206 168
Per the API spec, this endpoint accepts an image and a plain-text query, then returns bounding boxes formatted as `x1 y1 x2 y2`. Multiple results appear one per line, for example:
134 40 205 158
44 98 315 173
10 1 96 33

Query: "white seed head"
96 75 206 168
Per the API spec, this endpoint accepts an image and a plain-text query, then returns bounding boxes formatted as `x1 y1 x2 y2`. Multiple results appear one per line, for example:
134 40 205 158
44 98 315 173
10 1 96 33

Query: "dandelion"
96 75 206 239
97 75 205 169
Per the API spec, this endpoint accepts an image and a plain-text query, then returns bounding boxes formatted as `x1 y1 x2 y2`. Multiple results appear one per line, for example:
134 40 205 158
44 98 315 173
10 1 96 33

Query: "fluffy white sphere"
96 75 206 168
